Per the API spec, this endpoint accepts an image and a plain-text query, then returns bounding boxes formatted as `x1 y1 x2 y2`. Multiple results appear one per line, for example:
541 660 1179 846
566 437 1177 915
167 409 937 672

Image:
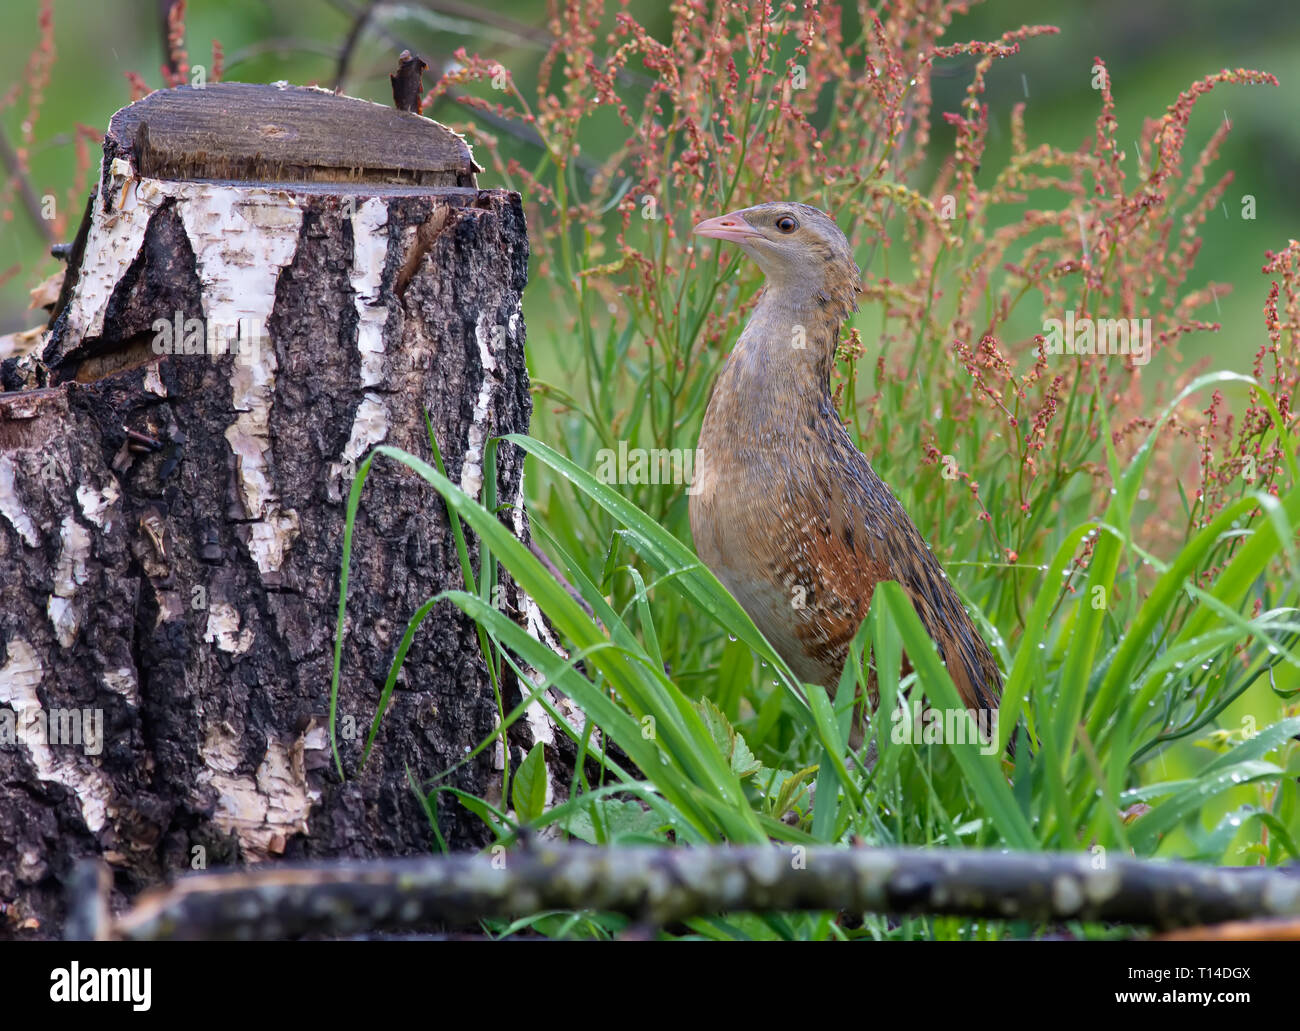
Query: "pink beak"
693 212 763 244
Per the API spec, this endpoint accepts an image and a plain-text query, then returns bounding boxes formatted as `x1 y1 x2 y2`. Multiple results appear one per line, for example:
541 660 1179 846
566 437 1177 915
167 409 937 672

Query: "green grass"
326 398 1300 938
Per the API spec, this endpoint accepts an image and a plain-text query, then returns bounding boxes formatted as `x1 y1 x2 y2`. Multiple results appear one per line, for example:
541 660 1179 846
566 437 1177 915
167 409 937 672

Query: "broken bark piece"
0 82 554 939
390 50 428 114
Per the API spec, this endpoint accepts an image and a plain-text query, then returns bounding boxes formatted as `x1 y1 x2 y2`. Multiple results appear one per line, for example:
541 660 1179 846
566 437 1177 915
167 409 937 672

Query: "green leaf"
558 799 669 845
512 742 548 825
1192 805 1300 864
1129 759 1286 852
694 698 762 778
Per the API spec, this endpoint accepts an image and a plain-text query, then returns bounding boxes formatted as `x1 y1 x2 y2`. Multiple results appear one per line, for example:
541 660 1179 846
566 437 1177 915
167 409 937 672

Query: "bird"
688 201 1003 745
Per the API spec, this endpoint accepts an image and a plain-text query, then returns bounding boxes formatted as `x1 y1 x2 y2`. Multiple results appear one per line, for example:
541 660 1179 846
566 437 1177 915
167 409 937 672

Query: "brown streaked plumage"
689 201 1001 735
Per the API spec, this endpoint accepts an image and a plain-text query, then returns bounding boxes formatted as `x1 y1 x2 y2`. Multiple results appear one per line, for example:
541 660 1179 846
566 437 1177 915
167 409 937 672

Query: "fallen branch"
69 844 1300 940
1157 916 1300 941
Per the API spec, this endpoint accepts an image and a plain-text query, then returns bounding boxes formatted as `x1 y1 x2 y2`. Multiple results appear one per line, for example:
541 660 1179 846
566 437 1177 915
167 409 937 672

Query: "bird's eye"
775 215 798 233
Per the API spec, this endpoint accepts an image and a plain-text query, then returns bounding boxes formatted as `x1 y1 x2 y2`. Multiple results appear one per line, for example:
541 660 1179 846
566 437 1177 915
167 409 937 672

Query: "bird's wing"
814 437 1003 714
888 531 1004 713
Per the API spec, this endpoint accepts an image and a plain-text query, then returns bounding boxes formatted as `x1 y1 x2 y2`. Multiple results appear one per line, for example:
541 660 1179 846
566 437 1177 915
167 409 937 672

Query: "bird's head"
693 201 861 314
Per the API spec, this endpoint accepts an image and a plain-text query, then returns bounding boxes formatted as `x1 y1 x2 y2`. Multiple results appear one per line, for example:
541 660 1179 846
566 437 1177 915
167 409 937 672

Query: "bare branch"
74 845 1300 941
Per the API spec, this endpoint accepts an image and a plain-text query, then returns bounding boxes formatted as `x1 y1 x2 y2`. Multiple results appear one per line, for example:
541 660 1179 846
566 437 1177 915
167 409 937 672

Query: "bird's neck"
710 282 846 429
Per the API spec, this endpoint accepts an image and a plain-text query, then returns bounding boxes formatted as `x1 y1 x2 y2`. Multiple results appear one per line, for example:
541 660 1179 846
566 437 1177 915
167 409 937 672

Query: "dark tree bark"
0 82 556 938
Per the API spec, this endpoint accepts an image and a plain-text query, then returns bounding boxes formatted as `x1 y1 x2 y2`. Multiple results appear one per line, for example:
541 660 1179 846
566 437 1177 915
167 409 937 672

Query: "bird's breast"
691 409 879 687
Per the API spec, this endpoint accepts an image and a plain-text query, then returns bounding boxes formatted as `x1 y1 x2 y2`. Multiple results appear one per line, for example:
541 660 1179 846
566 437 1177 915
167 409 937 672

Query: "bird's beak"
693 212 763 244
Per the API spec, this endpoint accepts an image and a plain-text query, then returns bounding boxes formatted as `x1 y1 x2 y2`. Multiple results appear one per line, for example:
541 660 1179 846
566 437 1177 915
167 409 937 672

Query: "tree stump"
0 82 549 938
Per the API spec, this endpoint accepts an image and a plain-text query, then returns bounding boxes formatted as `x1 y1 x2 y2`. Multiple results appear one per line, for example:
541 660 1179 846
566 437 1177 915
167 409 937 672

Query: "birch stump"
0 82 551 938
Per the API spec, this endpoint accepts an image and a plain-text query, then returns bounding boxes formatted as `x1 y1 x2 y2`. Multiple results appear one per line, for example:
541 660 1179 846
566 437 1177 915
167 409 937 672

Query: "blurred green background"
1 0 1296 356
0 0 1293 367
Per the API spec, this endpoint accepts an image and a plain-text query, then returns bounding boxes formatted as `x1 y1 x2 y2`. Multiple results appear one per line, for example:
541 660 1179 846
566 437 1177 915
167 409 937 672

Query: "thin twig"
529 539 599 624
332 0 379 92
0 124 54 245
